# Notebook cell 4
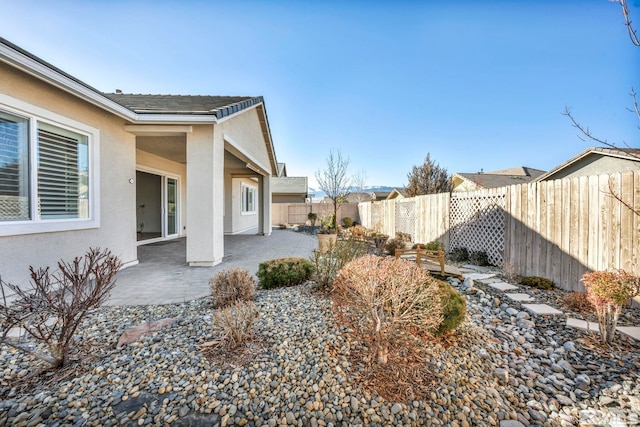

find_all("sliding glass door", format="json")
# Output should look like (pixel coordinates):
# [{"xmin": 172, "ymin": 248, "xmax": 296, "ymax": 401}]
[{"xmin": 136, "ymin": 170, "xmax": 180, "ymax": 242}]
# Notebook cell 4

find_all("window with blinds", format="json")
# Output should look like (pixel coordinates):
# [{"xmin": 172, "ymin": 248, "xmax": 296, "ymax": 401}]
[
  {"xmin": 0, "ymin": 111, "xmax": 29, "ymax": 221},
  {"xmin": 37, "ymin": 123, "xmax": 89, "ymax": 219}
]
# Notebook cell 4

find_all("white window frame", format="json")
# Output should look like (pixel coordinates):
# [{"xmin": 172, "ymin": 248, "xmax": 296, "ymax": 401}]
[
  {"xmin": 241, "ymin": 183, "xmax": 257, "ymax": 215},
  {"xmin": 0, "ymin": 93, "xmax": 100, "ymax": 236}
]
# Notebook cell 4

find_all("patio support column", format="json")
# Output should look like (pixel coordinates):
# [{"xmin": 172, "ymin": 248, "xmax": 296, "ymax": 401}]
[
  {"xmin": 186, "ymin": 125, "xmax": 224, "ymax": 266},
  {"xmin": 258, "ymin": 175, "xmax": 272, "ymax": 236}
]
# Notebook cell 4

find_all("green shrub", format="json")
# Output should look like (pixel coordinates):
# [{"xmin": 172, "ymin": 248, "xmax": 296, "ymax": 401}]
[
  {"xmin": 312, "ymin": 238, "xmax": 367, "ymax": 292},
  {"xmin": 307, "ymin": 212, "xmax": 317, "ymax": 226},
  {"xmin": 449, "ymin": 247, "xmax": 469, "ymax": 262},
  {"xmin": 469, "ymin": 250, "xmax": 490, "ymax": 266},
  {"xmin": 384, "ymin": 238, "xmax": 406, "ymax": 255},
  {"xmin": 257, "ymin": 258, "xmax": 314, "ymax": 289},
  {"xmin": 435, "ymin": 281, "xmax": 466, "ymax": 336},
  {"xmin": 341, "ymin": 217, "xmax": 353, "ymax": 228},
  {"xmin": 425, "ymin": 241, "xmax": 443, "ymax": 251},
  {"xmin": 520, "ymin": 276, "xmax": 555, "ymax": 290},
  {"xmin": 210, "ymin": 268, "xmax": 256, "ymax": 308}
]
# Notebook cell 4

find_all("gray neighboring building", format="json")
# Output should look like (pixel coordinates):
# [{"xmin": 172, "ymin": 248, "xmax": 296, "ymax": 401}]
[{"xmin": 534, "ymin": 147, "xmax": 640, "ymax": 182}]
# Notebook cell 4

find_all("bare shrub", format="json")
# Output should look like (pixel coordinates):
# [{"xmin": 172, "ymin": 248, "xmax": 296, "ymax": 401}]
[
  {"xmin": 563, "ymin": 291, "xmax": 594, "ymax": 314},
  {"xmin": 210, "ymin": 268, "xmax": 256, "ymax": 308},
  {"xmin": 213, "ymin": 301, "xmax": 259, "ymax": 349},
  {"xmin": 312, "ymin": 238, "xmax": 367, "ymax": 292},
  {"xmin": 384, "ymin": 238, "xmax": 406, "ymax": 255},
  {"xmin": 500, "ymin": 261, "xmax": 520, "ymax": 283},
  {"xmin": 581, "ymin": 270, "xmax": 640, "ymax": 343},
  {"xmin": 333, "ymin": 255, "xmax": 443, "ymax": 364},
  {"xmin": 0, "ymin": 248, "xmax": 122, "ymax": 367}
]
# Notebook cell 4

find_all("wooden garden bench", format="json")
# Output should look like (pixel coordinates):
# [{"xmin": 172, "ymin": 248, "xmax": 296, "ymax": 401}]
[{"xmin": 395, "ymin": 247, "xmax": 445, "ymax": 275}]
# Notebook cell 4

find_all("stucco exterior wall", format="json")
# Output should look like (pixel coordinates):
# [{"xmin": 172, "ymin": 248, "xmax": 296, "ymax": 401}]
[
  {"xmin": 545, "ymin": 155, "xmax": 640, "ymax": 181},
  {"xmin": 221, "ymin": 107, "xmax": 273, "ymax": 175},
  {"xmin": 136, "ymin": 149, "xmax": 187, "ymax": 236},
  {"xmin": 0, "ymin": 61, "xmax": 137, "ymax": 286},
  {"xmin": 228, "ymin": 177, "xmax": 259, "ymax": 234}
]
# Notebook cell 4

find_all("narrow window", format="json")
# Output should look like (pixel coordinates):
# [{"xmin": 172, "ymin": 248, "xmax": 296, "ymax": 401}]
[{"xmin": 0, "ymin": 111, "xmax": 29, "ymax": 220}]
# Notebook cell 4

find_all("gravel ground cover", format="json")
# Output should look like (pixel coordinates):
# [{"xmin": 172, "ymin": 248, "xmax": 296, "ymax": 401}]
[{"xmin": 1, "ymin": 277, "xmax": 639, "ymax": 426}]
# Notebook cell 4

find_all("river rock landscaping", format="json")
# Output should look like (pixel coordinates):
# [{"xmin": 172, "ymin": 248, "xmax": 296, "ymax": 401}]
[{"xmin": 1, "ymin": 273, "xmax": 639, "ymax": 426}]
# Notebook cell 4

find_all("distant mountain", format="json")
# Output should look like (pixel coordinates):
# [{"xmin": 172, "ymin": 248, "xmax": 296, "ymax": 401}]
[{"xmin": 308, "ymin": 185, "xmax": 400, "ymax": 201}]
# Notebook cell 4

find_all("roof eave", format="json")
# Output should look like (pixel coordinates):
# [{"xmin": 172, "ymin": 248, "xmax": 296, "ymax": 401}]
[{"xmin": 0, "ymin": 40, "xmax": 229, "ymax": 125}]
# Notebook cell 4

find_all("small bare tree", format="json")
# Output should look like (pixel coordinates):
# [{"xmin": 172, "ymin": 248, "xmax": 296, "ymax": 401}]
[
  {"xmin": 564, "ymin": 0, "xmax": 639, "ymax": 216},
  {"xmin": 0, "ymin": 248, "xmax": 122, "ymax": 367},
  {"xmin": 315, "ymin": 149, "xmax": 351, "ymax": 230},
  {"xmin": 351, "ymin": 169, "xmax": 370, "ymax": 203},
  {"xmin": 405, "ymin": 153, "xmax": 452, "ymax": 197}
]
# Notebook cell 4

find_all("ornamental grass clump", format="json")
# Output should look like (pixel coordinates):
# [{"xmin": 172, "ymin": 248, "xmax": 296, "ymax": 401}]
[
  {"xmin": 210, "ymin": 268, "xmax": 256, "ymax": 309},
  {"xmin": 333, "ymin": 255, "xmax": 443, "ymax": 364},
  {"xmin": 213, "ymin": 301, "xmax": 259, "ymax": 349},
  {"xmin": 581, "ymin": 270, "xmax": 640, "ymax": 344}
]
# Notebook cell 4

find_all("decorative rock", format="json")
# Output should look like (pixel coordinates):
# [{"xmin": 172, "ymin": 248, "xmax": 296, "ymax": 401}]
[
  {"xmin": 390, "ymin": 403, "xmax": 402, "ymax": 415},
  {"xmin": 494, "ymin": 368, "xmax": 509, "ymax": 383}
]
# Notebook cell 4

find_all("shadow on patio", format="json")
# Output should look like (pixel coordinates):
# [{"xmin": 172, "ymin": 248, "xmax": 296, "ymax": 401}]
[{"xmin": 107, "ymin": 229, "xmax": 317, "ymax": 306}]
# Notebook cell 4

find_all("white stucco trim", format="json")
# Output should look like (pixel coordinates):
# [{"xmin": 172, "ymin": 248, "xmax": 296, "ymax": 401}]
[
  {"xmin": 124, "ymin": 125, "xmax": 193, "ymax": 135},
  {"xmin": 224, "ymin": 134, "xmax": 271, "ymax": 176},
  {"xmin": 0, "ymin": 94, "xmax": 101, "ymax": 237}
]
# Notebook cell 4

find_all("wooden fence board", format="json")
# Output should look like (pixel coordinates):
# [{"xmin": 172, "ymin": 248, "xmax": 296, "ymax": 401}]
[{"xmin": 364, "ymin": 170, "xmax": 639, "ymax": 292}]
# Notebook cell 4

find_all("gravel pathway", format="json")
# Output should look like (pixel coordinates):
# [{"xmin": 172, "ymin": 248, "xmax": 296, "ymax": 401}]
[{"xmin": 1, "ymin": 278, "xmax": 639, "ymax": 426}]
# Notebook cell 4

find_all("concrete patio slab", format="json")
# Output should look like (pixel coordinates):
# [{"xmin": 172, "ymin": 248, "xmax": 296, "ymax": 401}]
[
  {"xmin": 566, "ymin": 317, "xmax": 600, "ymax": 333},
  {"xmin": 107, "ymin": 230, "xmax": 318, "ymax": 306},
  {"xmin": 463, "ymin": 273, "xmax": 497, "ymax": 281},
  {"xmin": 617, "ymin": 326, "xmax": 640, "ymax": 341},
  {"xmin": 522, "ymin": 304, "xmax": 563, "ymax": 316},
  {"xmin": 488, "ymin": 282, "xmax": 519, "ymax": 291},
  {"xmin": 505, "ymin": 293, "xmax": 534, "ymax": 302}
]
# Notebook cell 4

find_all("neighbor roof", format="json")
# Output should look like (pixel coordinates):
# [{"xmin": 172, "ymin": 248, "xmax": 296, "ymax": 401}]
[
  {"xmin": 534, "ymin": 147, "xmax": 640, "ymax": 182},
  {"xmin": 454, "ymin": 166, "xmax": 545, "ymax": 189}
]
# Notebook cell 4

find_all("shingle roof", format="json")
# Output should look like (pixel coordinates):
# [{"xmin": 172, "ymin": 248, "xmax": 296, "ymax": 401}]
[
  {"xmin": 534, "ymin": 147, "xmax": 640, "ymax": 182},
  {"xmin": 102, "ymin": 93, "xmax": 264, "ymax": 119},
  {"xmin": 455, "ymin": 166, "xmax": 545, "ymax": 189}
]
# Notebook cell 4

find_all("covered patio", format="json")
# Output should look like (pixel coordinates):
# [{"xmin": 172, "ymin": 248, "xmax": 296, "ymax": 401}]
[{"xmin": 107, "ymin": 230, "xmax": 317, "ymax": 306}]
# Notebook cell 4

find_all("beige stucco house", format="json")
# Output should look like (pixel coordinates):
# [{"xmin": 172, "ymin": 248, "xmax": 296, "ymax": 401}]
[
  {"xmin": 534, "ymin": 147, "xmax": 640, "ymax": 182},
  {"xmin": 0, "ymin": 38, "xmax": 278, "ymax": 286}
]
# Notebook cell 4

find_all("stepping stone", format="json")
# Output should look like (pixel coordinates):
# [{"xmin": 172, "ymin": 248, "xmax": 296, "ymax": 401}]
[
  {"xmin": 617, "ymin": 326, "xmax": 640, "ymax": 341},
  {"xmin": 522, "ymin": 304, "xmax": 563, "ymax": 316},
  {"xmin": 481, "ymin": 277, "xmax": 503, "ymax": 284},
  {"xmin": 463, "ymin": 273, "xmax": 496, "ymax": 281},
  {"xmin": 488, "ymin": 282, "xmax": 519, "ymax": 291},
  {"xmin": 505, "ymin": 293, "xmax": 534, "ymax": 302},
  {"xmin": 566, "ymin": 317, "xmax": 600, "ymax": 333}
]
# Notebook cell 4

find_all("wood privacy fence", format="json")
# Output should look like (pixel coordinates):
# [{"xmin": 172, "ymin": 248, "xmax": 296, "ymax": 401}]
[
  {"xmin": 272, "ymin": 202, "xmax": 361, "ymax": 226},
  {"xmin": 359, "ymin": 170, "xmax": 640, "ymax": 292}
]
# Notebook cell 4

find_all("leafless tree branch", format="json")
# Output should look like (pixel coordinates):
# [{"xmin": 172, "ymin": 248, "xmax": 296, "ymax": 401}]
[{"xmin": 614, "ymin": 0, "xmax": 640, "ymax": 46}]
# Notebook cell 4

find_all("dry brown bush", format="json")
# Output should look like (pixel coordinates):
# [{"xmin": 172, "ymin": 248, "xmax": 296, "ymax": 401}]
[
  {"xmin": 213, "ymin": 301, "xmax": 259, "ymax": 349},
  {"xmin": 384, "ymin": 238, "xmax": 406, "ymax": 255},
  {"xmin": 210, "ymin": 268, "xmax": 256, "ymax": 308},
  {"xmin": 563, "ymin": 291, "xmax": 594, "ymax": 314},
  {"xmin": 333, "ymin": 255, "xmax": 443, "ymax": 364},
  {"xmin": 0, "ymin": 248, "xmax": 122, "ymax": 367}
]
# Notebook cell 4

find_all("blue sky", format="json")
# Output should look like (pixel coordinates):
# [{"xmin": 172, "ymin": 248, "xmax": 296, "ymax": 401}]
[{"xmin": 2, "ymin": 0, "xmax": 638, "ymax": 188}]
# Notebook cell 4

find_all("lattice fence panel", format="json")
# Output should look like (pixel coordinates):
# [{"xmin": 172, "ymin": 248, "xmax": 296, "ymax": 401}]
[
  {"xmin": 0, "ymin": 195, "xmax": 29, "ymax": 220},
  {"xmin": 450, "ymin": 189, "xmax": 505, "ymax": 265},
  {"xmin": 395, "ymin": 199, "xmax": 416, "ymax": 241}
]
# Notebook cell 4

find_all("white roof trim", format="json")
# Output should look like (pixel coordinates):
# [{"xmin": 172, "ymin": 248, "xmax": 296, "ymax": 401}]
[{"xmin": 0, "ymin": 42, "xmax": 223, "ymax": 125}]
